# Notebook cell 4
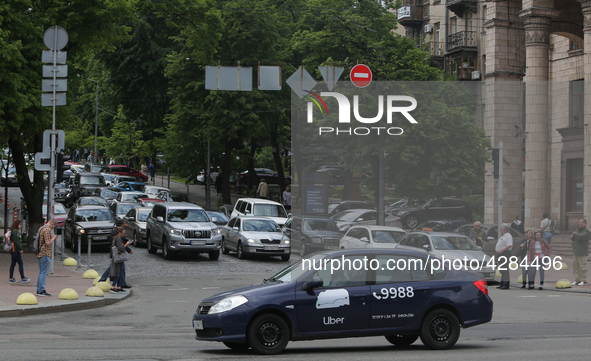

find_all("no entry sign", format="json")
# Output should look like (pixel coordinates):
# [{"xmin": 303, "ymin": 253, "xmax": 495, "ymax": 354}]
[{"xmin": 350, "ymin": 64, "xmax": 372, "ymax": 88}]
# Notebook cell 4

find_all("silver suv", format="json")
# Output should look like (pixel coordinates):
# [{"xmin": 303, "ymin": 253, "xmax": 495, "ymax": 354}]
[{"xmin": 146, "ymin": 203, "xmax": 222, "ymax": 260}]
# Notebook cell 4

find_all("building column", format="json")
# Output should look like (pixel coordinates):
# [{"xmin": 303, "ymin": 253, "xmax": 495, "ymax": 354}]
[
  {"xmin": 519, "ymin": 7, "xmax": 559, "ymax": 229},
  {"xmin": 581, "ymin": 0, "xmax": 591, "ymax": 223}
]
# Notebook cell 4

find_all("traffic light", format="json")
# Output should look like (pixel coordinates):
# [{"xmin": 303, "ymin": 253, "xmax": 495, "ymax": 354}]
[
  {"xmin": 57, "ymin": 152, "xmax": 71, "ymax": 183},
  {"xmin": 491, "ymin": 148, "xmax": 499, "ymax": 179}
]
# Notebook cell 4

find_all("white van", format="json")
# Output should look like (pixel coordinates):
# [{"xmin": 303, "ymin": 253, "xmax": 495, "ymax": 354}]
[{"xmin": 230, "ymin": 198, "xmax": 289, "ymax": 226}]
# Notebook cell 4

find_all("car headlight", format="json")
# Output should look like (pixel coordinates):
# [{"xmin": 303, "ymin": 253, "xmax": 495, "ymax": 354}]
[
  {"xmin": 170, "ymin": 229, "xmax": 183, "ymax": 236},
  {"xmin": 247, "ymin": 238, "xmax": 259, "ymax": 244},
  {"xmin": 78, "ymin": 229, "xmax": 85, "ymax": 234},
  {"xmin": 208, "ymin": 295, "xmax": 248, "ymax": 315},
  {"xmin": 282, "ymin": 238, "xmax": 290, "ymax": 245},
  {"xmin": 212, "ymin": 228, "xmax": 221, "ymax": 235},
  {"xmin": 311, "ymin": 237, "xmax": 322, "ymax": 244}
]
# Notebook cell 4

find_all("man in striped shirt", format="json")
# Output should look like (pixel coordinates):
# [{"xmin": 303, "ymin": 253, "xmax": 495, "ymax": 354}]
[{"xmin": 36, "ymin": 219, "xmax": 57, "ymax": 297}]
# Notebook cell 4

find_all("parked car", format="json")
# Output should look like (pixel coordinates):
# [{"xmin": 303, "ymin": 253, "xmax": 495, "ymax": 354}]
[
  {"xmin": 113, "ymin": 174, "xmax": 136, "ymax": 184},
  {"xmin": 339, "ymin": 225, "xmax": 406, "ymax": 250},
  {"xmin": 221, "ymin": 216, "xmax": 290, "ymax": 261},
  {"xmin": 42, "ymin": 203, "xmax": 68, "ymax": 230},
  {"xmin": 139, "ymin": 198, "xmax": 165, "ymax": 207},
  {"xmin": 144, "ymin": 185, "xmax": 170, "ymax": 197},
  {"xmin": 64, "ymin": 205, "xmax": 115, "ymax": 252},
  {"xmin": 411, "ymin": 220, "xmax": 472, "ymax": 233},
  {"xmin": 205, "ymin": 210, "xmax": 229, "ymax": 230},
  {"xmin": 396, "ymin": 231, "xmax": 496, "ymax": 282},
  {"xmin": 54, "ymin": 183, "xmax": 76, "ymax": 208},
  {"xmin": 71, "ymin": 172, "xmax": 107, "ymax": 200},
  {"xmin": 239, "ymin": 168, "xmax": 291, "ymax": 185},
  {"xmin": 112, "ymin": 181, "xmax": 145, "ymax": 192},
  {"xmin": 192, "ymin": 249, "xmax": 493, "ymax": 354},
  {"xmin": 330, "ymin": 209, "xmax": 403, "ymax": 233},
  {"xmin": 453, "ymin": 223, "xmax": 526, "ymax": 257},
  {"xmin": 231, "ymin": 198, "xmax": 289, "ymax": 226},
  {"xmin": 101, "ymin": 172, "xmax": 118, "ymax": 186},
  {"xmin": 114, "ymin": 191, "xmax": 148, "ymax": 204},
  {"xmin": 327, "ymin": 200, "xmax": 375, "ymax": 217},
  {"xmin": 389, "ymin": 198, "xmax": 473, "ymax": 229},
  {"xmin": 122, "ymin": 206, "xmax": 152, "ymax": 246},
  {"xmin": 83, "ymin": 163, "xmax": 110, "ymax": 173},
  {"xmin": 146, "ymin": 203, "xmax": 222, "ymax": 260},
  {"xmin": 218, "ymin": 205, "xmax": 234, "ymax": 219},
  {"xmin": 108, "ymin": 165, "xmax": 148, "ymax": 182},
  {"xmin": 76, "ymin": 196, "xmax": 109, "ymax": 208},
  {"xmin": 197, "ymin": 169, "xmax": 219, "ymax": 184},
  {"xmin": 93, "ymin": 187, "xmax": 120, "ymax": 206},
  {"xmin": 282, "ymin": 215, "xmax": 342, "ymax": 256},
  {"xmin": 110, "ymin": 201, "xmax": 140, "ymax": 221},
  {"xmin": 170, "ymin": 192, "xmax": 190, "ymax": 203}
]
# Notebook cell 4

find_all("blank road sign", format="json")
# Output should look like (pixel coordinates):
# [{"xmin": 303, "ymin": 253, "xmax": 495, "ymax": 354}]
[
  {"xmin": 42, "ymin": 50, "xmax": 67, "ymax": 64},
  {"xmin": 43, "ymin": 65, "xmax": 68, "ymax": 78},
  {"xmin": 258, "ymin": 66, "xmax": 282, "ymax": 90},
  {"xmin": 41, "ymin": 92, "xmax": 66, "ymax": 106},
  {"xmin": 205, "ymin": 66, "xmax": 253, "ymax": 91},
  {"xmin": 42, "ymin": 79, "xmax": 68, "ymax": 92}
]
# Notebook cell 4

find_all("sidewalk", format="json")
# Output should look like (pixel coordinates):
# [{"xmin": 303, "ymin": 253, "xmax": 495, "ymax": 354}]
[{"xmin": 0, "ymin": 252, "xmax": 128, "ymax": 317}]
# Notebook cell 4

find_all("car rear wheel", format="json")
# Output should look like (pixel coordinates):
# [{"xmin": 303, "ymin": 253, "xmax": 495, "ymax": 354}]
[
  {"xmin": 133, "ymin": 231, "xmax": 141, "ymax": 247},
  {"xmin": 246, "ymin": 313, "xmax": 290, "ymax": 355},
  {"xmin": 147, "ymin": 232, "xmax": 157, "ymax": 254},
  {"xmin": 209, "ymin": 250, "xmax": 220, "ymax": 260},
  {"xmin": 162, "ymin": 238, "xmax": 173, "ymax": 260},
  {"xmin": 71, "ymin": 235, "xmax": 78, "ymax": 253},
  {"xmin": 385, "ymin": 334, "xmax": 419, "ymax": 346},
  {"xmin": 223, "ymin": 342, "xmax": 249, "ymax": 351},
  {"xmin": 405, "ymin": 215, "xmax": 419, "ymax": 229},
  {"xmin": 299, "ymin": 243, "xmax": 307, "ymax": 257},
  {"xmin": 221, "ymin": 238, "xmax": 229, "ymax": 254},
  {"xmin": 419, "ymin": 309, "xmax": 460, "ymax": 350},
  {"xmin": 237, "ymin": 242, "xmax": 245, "ymax": 259},
  {"xmin": 281, "ymin": 254, "xmax": 290, "ymax": 261}
]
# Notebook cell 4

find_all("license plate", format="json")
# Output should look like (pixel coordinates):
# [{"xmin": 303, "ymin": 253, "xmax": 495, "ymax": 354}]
[
  {"xmin": 264, "ymin": 246, "xmax": 279, "ymax": 251},
  {"xmin": 191, "ymin": 241, "xmax": 206, "ymax": 246},
  {"xmin": 93, "ymin": 235, "xmax": 108, "ymax": 240},
  {"xmin": 193, "ymin": 320, "xmax": 203, "ymax": 330},
  {"xmin": 324, "ymin": 245, "xmax": 338, "ymax": 249}
]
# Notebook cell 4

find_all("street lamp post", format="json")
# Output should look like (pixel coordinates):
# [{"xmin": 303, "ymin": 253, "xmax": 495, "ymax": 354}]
[{"xmin": 79, "ymin": 75, "xmax": 99, "ymax": 163}]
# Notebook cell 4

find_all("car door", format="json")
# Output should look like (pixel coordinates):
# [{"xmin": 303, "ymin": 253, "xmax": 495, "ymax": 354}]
[
  {"xmin": 290, "ymin": 218, "xmax": 303, "ymax": 249},
  {"xmin": 65, "ymin": 208, "xmax": 76, "ymax": 243},
  {"xmin": 295, "ymin": 254, "xmax": 371, "ymax": 333},
  {"xmin": 370, "ymin": 254, "xmax": 436, "ymax": 328},
  {"xmin": 227, "ymin": 218, "xmax": 241, "ymax": 250},
  {"xmin": 123, "ymin": 208, "xmax": 135, "ymax": 240}
]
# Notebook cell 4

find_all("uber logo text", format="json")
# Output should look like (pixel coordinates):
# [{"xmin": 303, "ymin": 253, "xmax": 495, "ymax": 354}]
[
  {"xmin": 323, "ymin": 316, "xmax": 345, "ymax": 325},
  {"xmin": 307, "ymin": 92, "xmax": 418, "ymax": 136}
]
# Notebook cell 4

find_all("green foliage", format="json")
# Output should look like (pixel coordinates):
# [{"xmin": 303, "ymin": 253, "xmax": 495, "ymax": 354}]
[{"xmin": 462, "ymin": 195, "xmax": 484, "ymax": 222}]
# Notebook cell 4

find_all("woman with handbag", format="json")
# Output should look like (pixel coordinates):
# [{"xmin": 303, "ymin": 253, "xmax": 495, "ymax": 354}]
[
  {"xmin": 110, "ymin": 228, "xmax": 131, "ymax": 293},
  {"xmin": 8, "ymin": 220, "xmax": 30, "ymax": 284},
  {"xmin": 527, "ymin": 231, "xmax": 551, "ymax": 290},
  {"xmin": 517, "ymin": 230, "xmax": 534, "ymax": 288}
]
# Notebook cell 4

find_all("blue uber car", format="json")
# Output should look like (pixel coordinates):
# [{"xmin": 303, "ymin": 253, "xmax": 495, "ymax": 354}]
[{"xmin": 192, "ymin": 249, "xmax": 493, "ymax": 354}]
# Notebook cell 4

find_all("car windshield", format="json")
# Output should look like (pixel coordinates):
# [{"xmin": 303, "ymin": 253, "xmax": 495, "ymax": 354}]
[
  {"xmin": 303, "ymin": 219, "xmax": 339, "ymax": 232},
  {"xmin": 270, "ymin": 254, "xmax": 325, "ymax": 283},
  {"xmin": 253, "ymin": 204, "xmax": 287, "ymax": 218},
  {"xmin": 171, "ymin": 193, "xmax": 188, "ymax": 202},
  {"xmin": 327, "ymin": 204, "xmax": 338, "ymax": 214},
  {"xmin": 80, "ymin": 198, "xmax": 105, "ymax": 206},
  {"xmin": 122, "ymin": 193, "xmax": 147, "ymax": 201},
  {"xmin": 242, "ymin": 219, "xmax": 281, "ymax": 232},
  {"xmin": 80, "ymin": 176, "xmax": 105, "ymax": 186},
  {"xmin": 117, "ymin": 203, "xmax": 136, "ymax": 215},
  {"xmin": 167, "ymin": 209, "xmax": 209, "ymax": 222},
  {"xmin": 331, "ymin": 211, "xmax": 359, "ymax": 222},
  {"xmin": 101, "ymin": 189, "xmax": 118, "ymax": 198},
  {"xmin": 137, "ymin": 210, "xmax": 151, "ymax": 222},
  {"xmin": 102, "ymin": 174, "xmax": 116, "ymax": 182},
  {"xmin": 432, "ymin": 236, "xmax": 480, "ymax": 251},
  {"xmin": 130, "ymin": 183, "xmax": 145, "ymax": 192},
  {"xmin": 371, "ymin": 230, "xmax": 406, "ymax": 243},
  {"xmin": 207, "ymin": 212, "xmax": 229, "ymax": 223},
  {"xmin": 42, "ymin": 204, "xmax": 67, "ymax": 215},
  {"xmin": 75, "ymin": 209, "xmax": 113, "ymax": 222}
]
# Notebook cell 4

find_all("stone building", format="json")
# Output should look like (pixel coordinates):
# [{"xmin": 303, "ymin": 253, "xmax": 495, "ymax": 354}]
[{"xmin": 395, "ymin": 0, "xmax": 590, "ymax": 231}]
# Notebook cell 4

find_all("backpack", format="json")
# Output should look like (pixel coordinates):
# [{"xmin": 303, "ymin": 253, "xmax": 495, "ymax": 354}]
[
  {"xmin": 2, "ymin": 231, "xmax": 12, "ymax": 252},
  {"xmin": 549, "ymin": 219, "xmax": 556, "ymax": 234},
  {"xmin": 30, "ymin": 226, "xmax": 49, "ymax": 255}
]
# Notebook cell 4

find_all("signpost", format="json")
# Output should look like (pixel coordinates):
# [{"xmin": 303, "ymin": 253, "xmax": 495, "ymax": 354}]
[{"xmin": 350, "ymin": 64, "xmax": 372, "ymax": 88}]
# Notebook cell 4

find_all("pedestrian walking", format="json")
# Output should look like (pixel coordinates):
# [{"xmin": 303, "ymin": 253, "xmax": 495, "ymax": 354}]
[
  {"xmin": 540, "ymin": 213, "xmax": 556, "ymax": 243},
  {"xmin": 517, "ymin": 229, "xmax": 534, "ymax": 288},
  {"xmin": 149, "ymin": 162, "xmax": 155, "ymax": 183},
  {"xmin": 8, "ymin": 220, "xmax": 30, "ymax": 284},
  {"xmin": 110, "ymin": 228, "xmax": 132, "ymax": 293},
  {"xmin": 496, "ymin": 223, "xmax": 513, "ymax": 290},
  {"xmin": 215, "ymin": 172, "xmax": 223, "ymax": 196},
  {"xmin": 527, "ymin": 231, "xmax": 551, "ymax": 290},
  {"xmin": 571, "ymin": 218, "xmax": 590, "ymax": 286},
  {"xmin": 257, "ymin": 178, "xmax": 269, "ymax": 199},
  {"xmin": 36, "ymin": 219, "xmax": 57, "ymax": 297},
  {"xmin": 282, "ymin": 186, "xmax": 292, "ymax": 212}
]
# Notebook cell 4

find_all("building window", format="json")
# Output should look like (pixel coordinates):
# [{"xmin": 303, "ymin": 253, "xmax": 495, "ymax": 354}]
[
  {"xmin": 567, "ymin": 158, "xmax": 584, "ymax": 211},
  {"xmin": 482, "ymin": 54, "xmax": 486, "ymax": 74},
  {"xmin": 570, "ymin": 79, "xmax": 584, "ymax": 127},
  {"xmin": 450, "ymin": 16, "xmax": 457, "ymax": 34},
  {"xmin": 570, "ymin": 40, "xmax": 581, "ymax": 51},
  {"xmin": 483, "ymin": 5, "xmax": 487, "ymax": 21}
]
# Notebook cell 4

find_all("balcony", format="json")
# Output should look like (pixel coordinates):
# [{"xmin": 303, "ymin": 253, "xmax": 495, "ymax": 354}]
[
  {"xmin": 397, "ymin": 5, "xmax": 426, "ymax": 28},
  {"xmin": 426, "ymin": 41, "xmax": 444, "ymax": 57},
  {"xmin": 446, "ymin": 0, "xmax": 477, "ymax": 18},
  {"xmin": 446, "ymin": 31, "xmax": 477, "ymax": 53}
]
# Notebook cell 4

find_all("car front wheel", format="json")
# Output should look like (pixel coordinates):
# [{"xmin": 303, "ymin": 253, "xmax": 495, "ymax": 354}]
[
  {"xmin": 419, "ymin": 309, "xmax": 460, "ymax": 350},
  {"xmin": 147, "ymin": 232, "xmax": 157, "ymax": 254},
  {"xmin": 162, "ymin": 238, "xmax": 173, "ymax": 260},
  {"xmin": 209, "ymin": 250, "xmax": 220, "ymax": 260},
  {"xmin": 237, "ymin": 242, "xmax": 245, "ymax": 259},
  {"xmin": 281, "ymin": 254, "xmax": 290, "ymax": 261},
  {"xmin": 405, "ymin": 215, "xmax": 419, "ymax": 229},
  {"xmin": 299, "ymin": 243, "xmax": 307, "ymax": 257},
  {"xmin": 246, "ymin": 313, "xmax": 290, "ymax": 355},
  {"xmin": 221, "ymin": 238, "xmax": 229, "ymax": 254}
]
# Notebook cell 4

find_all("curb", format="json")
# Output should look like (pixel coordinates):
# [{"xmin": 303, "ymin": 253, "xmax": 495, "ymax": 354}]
[
  {"xmin": 0, "ymin": 290, "xmax": 131, "ymax": 318},
  {"xmin": 509, "ymin": 283, "xmax": 591, "ymax": 294}
]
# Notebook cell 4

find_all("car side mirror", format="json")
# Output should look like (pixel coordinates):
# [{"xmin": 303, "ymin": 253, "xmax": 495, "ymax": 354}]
[
  {"xmin": 302, "ymin": 276, "xmax": 324, "ymax": 291},
  {"xmin": 156, "ymin": 216, "xmax": 164, "ymax": 223},
  {"xmin": 288, "ymin": 213, "xmax": 292, "ymax": 218},
  {"xmin": 211, "ymin": 216, "xmax": 218, "ymax": 223},
  {"xmin": 357, "ymin": 218, "xmax": 364, "ymax": 222},
  {"xmin": 233, "ymin": 227, "xmax": 239, "ymax": 231},
  {"xmin": 422, "ymin": 244, "xmax": 431, "ymax": 251},
  {"xmin": 360, "ymin": 237, "xmax": 369, "ymax": 243},
  {"xmin": 487, "ymin": 236, "xmax": 495, "ymax": 241}
]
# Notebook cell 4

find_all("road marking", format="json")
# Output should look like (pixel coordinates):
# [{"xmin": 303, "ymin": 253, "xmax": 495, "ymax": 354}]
[
  {"xmin": 517, "ymin": 295, "xmax": 537, "ymax": 298},
  {"xmin": 203, "ymin": 287, "xmax": 221, "ymax": 289},
  {"xmin": 164, "ymin": 301, "xmax": 187, "ymax": 303},
  {"xmin": 167, "ymin": 288, "xmax": 188, "ymax": 291},
  {"xmin": 547, "ymin": 295, "xmax": 561, "ymax": 297}
]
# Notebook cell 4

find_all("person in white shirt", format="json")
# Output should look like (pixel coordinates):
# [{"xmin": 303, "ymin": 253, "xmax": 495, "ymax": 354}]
[{"xmin": 496, "ymin": 223, "xmax": 513, "ymax": 290}]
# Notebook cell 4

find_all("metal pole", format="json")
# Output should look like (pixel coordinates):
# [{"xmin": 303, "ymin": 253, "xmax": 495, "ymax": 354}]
[
  {"xmin": 87, "ymin": 237, "xmax": 91, "ymax": 270},
  {"xmin": 498, "ymin": 141, "xmax": 503, "ymax": 225},
  {"xmin": 94, "ymin": 81, "xmax": 98, "ymax": 164},
  {"xmin": 76, "ymin": 234, "xmax": 81, "ymax": 269},
  {"xmin": 60, "ymin": 226, "xmax": 65, "ymax": 261},
  {"xmin": 206, "ymin": 141, "xmax": 211, "ymax": 209},
  {"xmin": 48, "ymin": 27, "xmax": 58, "ymax": 274},
  {"xmin": 167, "ymin": 167, "xmax": 170, "ymax": 190},
  {"xmin": 377, "ymin": 151, "xmax": 385, "ymax": 226}
]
